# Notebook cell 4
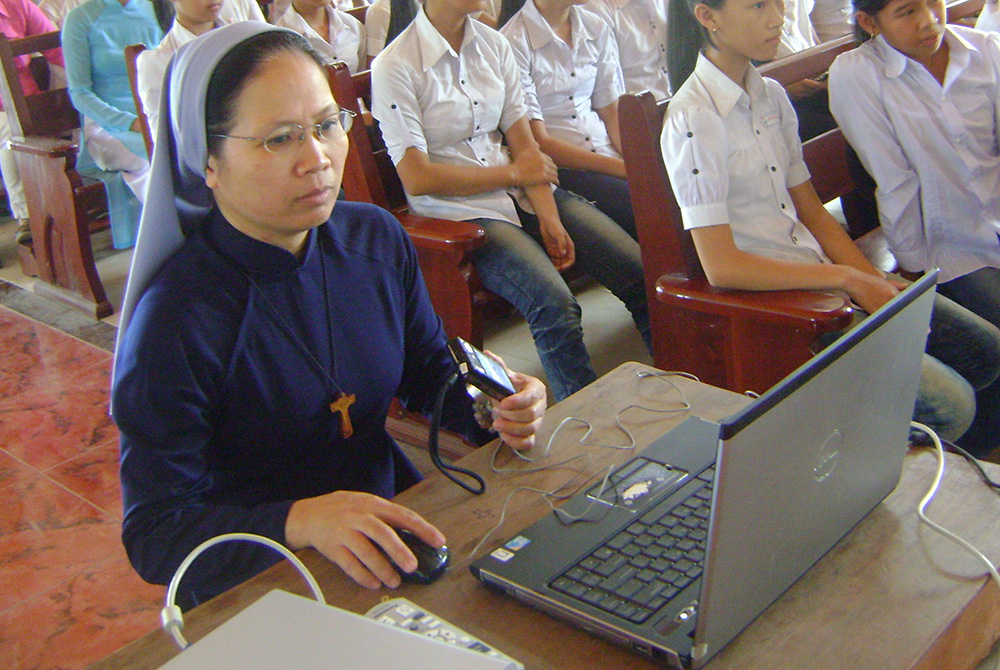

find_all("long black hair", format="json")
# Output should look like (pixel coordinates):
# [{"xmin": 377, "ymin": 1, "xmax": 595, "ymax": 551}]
[
  {"xmin": 386, "ymin": 0, "xmax": 419, "ymax": 47},
  {"xmin": 497, "ymin": 0, "xmax": 527, "ymax": 29},
  {"xmin": 666, "ymin": 0, "xmax": 727, "ymax": 93},
  {"xmin": 152, "ymin": 0, "xmax": 176, "ymax": 33},
  {"xmin": 205, "ymin": 31, "xmax": 326, "ymax": 158},
  {"xmin": 850, "ymin": 0, "xmax": 890, "ymax": 42}
]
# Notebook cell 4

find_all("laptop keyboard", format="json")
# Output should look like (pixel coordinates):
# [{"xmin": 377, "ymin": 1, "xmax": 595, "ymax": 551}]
[{"xmin": 549, "ymin": 466, "xmax": 714, "ymax": 625}]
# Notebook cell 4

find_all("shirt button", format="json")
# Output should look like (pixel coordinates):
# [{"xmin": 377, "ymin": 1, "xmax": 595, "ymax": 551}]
[
  {"xmin": 480, "ymin": 157, "xmax": 486, "ymax": 163},
  {"xmin": 780, "ymin": 203, "xmax": 786, "ymax": 209},
  {"xmin": 461, "ymin": 79, "xmax": 465, "ymax": 84},
  {"xmin": 391, "ymin": 104, "xmax": 397, "ymax": 109},
  {"xmin": 476, "ymin": 124, "xmax": 480, "ymax": 130},
  {"xmin": 569, "ymin": 95, "xmax": 573, "ymax": 99},
  {"xmin": 585, "ymin": 136, "xmax": 590, "ymax": 141},
  {"xmin": 755, "ymin": 129, "xmax": 760, "ymax": 135},
  {"xmin": 474, "ymin": 100, "xmax": 479, "ymax": 105},
  {"xmin": 692, "ymin": 168, "xmax": 699, "ymax": 175},
  {"xmin": 770, "ymin": 166, "xmax": 776, "ymax": 172},
  {"xmin": 572, "ymin": 114, "xmax": 577, "ymax": 119},
  {"xmin": 792, "ymin": 235, "xmax": 798, "ymax": 243},
  {"xmin": 570, "ymin": 71, "xmax": 576, "ymax": 77},
  {"xmin": 686, "ymin": 131, "xmax": 693, "ymax": 138}
]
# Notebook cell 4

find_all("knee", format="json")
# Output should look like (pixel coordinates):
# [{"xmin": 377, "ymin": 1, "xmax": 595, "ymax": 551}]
[{"xmin": 913, "ymin": 356, "xmax": 976, "ymax": 442}]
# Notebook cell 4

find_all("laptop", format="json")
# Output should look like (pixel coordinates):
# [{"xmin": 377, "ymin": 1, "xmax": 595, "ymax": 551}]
[
  {"xmin": 470, "ymin": 272, "xmax": 938, "ymax": 668},
  {"xmin": 158, "ymin": 589, "xmax": 519, "ymax": 669}
]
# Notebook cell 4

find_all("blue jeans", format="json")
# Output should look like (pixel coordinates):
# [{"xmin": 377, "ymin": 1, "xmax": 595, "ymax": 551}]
[
  {"xmin": 935, "ymin": 267, "xmax": 1000, "ymax": 455},
  {"xmin": 915, "ymin": 294, "xmax": 1000, "ymax": 445},
  {"xmin": 557, "ymin": 168, "xmax": 637, "ymax": 241},
  {"xmin": 470, "ymin": 189, "xmax": 650, "ymax": 401}
]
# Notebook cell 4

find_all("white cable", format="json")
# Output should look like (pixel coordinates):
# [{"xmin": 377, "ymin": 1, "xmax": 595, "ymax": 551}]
[
  {"xmin": 911, "ymin": 421, "xmax": 1000, "ymax": 670},
  {"xmin": 162, "ymin": 532, "xmax": 325, "ymax": 650}
]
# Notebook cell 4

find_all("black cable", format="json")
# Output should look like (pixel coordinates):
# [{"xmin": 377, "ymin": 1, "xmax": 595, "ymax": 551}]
[
  {"xmin": 940, "ymin": 438, "xmax": 1000, "ymax": 492},
  {"xmin": 429, "ymin": 372, "xmax": 486, "ymax": 495}
]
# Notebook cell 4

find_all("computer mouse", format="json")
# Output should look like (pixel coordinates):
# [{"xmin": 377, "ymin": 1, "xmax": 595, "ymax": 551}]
[{"xmin": 385, "ymin": 529, "xmax": 449, "ymax": 584}]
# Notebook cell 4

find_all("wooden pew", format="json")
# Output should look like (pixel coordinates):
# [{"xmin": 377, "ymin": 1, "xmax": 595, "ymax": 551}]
[
  {"xmin": 328, "ymin": 62, "xmax": 511, "ymax": 350},
  {"xmin": 620, "ymin": 90, "xmax": 854, "ymax": 395},
  {"xmin": 124, "ymin": 44, "xmax": 153, "ymax": 159},
  {"xmin": 0, "ymin": 32, "xmax": 113, "ymax": 319}
]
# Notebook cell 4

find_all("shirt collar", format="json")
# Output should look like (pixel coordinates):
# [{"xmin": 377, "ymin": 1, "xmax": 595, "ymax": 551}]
[
  {"xmin": 414, "ymin": 6, "xmax": 478, "ymax": 72},
  {"xmin": 208, "ymin": 207, "xmax": 317, "ymax": 277},
  {"xmin": 873, "ymin": 26, "xmax": 973, "ymax": 79},
  {"xmin": 521, "ymin": 0, "xmax": 556, "ymax": 51},
  {"xmin": 692, "ymin": 52, "xmax": 760, "ymax": 118}
]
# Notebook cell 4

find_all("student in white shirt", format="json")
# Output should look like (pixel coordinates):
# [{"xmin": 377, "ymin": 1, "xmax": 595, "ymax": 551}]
[
  {"xmin": 368, "ymin": 0, "xmax": 497, "ymax": 61},
  {"xmin": 586, "ymin": 0, "xmax": 670, "ymax": 99},
  {"xmin": 275, "ymin": 0, "xmax": 366, "ymax": 73},
  {"xmin": 499, "ymin": 0, "xmax": 635, "ymax": 239},
  {"xmin": 662, "ymin": 0, "xmax": 1000, "ymax": 451},
  {"xmin": 830, "ymin": 0, "xmax": 1000, "ymax": 453},
  {"xmin": 140, "ymin": 0, "xmax": 225, "ymax": 141},
  {"xmin": 371, "ymin": 0, "xmax": 650, "ymax": 401},
  {"xmin": 830, "ymin": 0, "xmax": 1000, "ymax": 329}
]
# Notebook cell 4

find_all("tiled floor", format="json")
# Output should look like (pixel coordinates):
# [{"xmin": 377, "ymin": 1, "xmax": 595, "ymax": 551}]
[
  {"xmin": 0, "ymin": 213, "xmax": 652, "ymax": 669},
  {"xmin": 0, "ymin": 303, "xmax": 163, "ymax": 670}
]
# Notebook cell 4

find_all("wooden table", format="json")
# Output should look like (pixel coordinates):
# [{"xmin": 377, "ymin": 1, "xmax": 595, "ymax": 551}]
[{"xmin": 89, "ymin": 362, "xmax": 1000, "ymax": 670}]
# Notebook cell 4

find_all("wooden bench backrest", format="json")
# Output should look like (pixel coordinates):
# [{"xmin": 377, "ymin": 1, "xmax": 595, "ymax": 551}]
[
  {"xmin": 124, "ymin": 43, "xmax": 153, "ymax": 159},
  {"xmin": 328, "ymin": 62, "xmax": 409, "ymax": 211},
  {"xmin": 346, "ymin": 5, "xmax": 367, "ymax": 23},
  {"xmin": 0, "ymin": 32, "xmax": 78, "ymax": 139}
]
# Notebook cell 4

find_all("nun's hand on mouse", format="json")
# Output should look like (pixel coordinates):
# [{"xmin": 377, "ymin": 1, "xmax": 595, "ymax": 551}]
[{"xmin": 284, "ymin": 491, "xmax": 445, "ymax": 589}]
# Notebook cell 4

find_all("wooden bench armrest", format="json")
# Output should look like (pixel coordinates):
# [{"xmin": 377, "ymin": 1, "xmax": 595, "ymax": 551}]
[
  {"xmin": 394, "ymin": 212, "xmax": 488, "ymax": 254},
  {"xmin": 656, "ymin": 274, "xmax": 854, "ymax": 332},
  {"xmin": 9, "ymin": 135, "xmax": 77, "ymax": 159}
]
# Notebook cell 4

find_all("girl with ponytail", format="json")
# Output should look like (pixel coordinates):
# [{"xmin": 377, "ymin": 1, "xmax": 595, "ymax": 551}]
[
  {"xmin": 370, "ymin": 0, "xmax": 651, "ymax": 401},
  {"xmin": 661, "ymin": 0, "xmax": 1000, "ymax": 449},
  {"xmin": 499, "ymin": 0, "xmax": 637, "ymax": 239}
]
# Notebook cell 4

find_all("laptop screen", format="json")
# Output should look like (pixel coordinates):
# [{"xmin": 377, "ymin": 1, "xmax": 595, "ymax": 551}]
[{"xmin": 691, "ymin": 272, "xmax": 938, "ymax": 667}]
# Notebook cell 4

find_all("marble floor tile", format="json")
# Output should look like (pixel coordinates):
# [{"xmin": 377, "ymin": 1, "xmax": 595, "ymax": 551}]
[
  {"xmin": 0, "ymin": 449, "xmax": 35, "ymax": 493},
  {"xmin": 0, "ymin": 363, "xmax": 118, "ymax": 471},
  {"xmin": 45, "ymin": 439, "xmax": 123, "ymax": 521},
  {"xmin": 0, "ymin": 548, "xmax": 161, "ymax": 670},
  {"xmin": 0, "ymin": 306, "xmax": 111, "ymax": 400},
  {"xmin": 0, "ymin": 474, "xmax": 121, "ymax": 608}
]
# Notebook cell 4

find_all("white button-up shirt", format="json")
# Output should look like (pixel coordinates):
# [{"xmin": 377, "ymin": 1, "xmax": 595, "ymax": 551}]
[
  {"xmin": 586, "ymin": 0, "xmax": 670, "ymax": 100},
  {"xmin": 218, "ymin": 0, "xmax": 266, "ymax": 23},
  {"xmin": 372, "ymin": 7, "xmax": 530, "ymax": 224},
  {"xmin": 810, "ymin": 0, "xmax": 851, "ymax": 43},
  {"xmin": 366, "ymin": 0, "xmax": 498, "ymax": 59},
  {"xmin": 275, "ymin": 4, "xmax": 366, "ymax": 73},
  {"xmin": 662, "ymin": 54, "xmax": 828, "ymax": 265},
  {"xmin": 829, "ymin": 27, "xmax": 1000, "ymax": 282},
  {"xmin": 776, "ymin": 0, "xmax": 819, "ymax": 58},
  {"xmin": 137, "ymin": 21, "xmax": 224, "ymax": 140},
  {"xmin": 501, "ymin": 1, "xmax": 623, "ymax": 158}
]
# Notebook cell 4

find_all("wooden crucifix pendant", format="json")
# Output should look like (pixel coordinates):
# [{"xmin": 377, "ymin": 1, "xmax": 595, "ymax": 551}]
[{"xmin": 329, "ymin": 392, "xmax": 356, "ymax": 438}]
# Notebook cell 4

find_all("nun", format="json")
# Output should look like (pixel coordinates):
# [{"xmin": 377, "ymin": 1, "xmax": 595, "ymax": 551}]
[{"xmin": 111, "ymin": 22, "xmax": 546, "ymax": 608}]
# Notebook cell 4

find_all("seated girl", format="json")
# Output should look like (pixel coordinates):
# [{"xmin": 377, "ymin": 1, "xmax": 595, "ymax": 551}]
[
  {"xmin": 63, "ymin": 0, "xmax": 163, "ymax": 246},
  {"xmin": 499, "ymin": 0, "xmax": 636, "ymax": 239},
  {"xmin": 275, "ymin": 0, "xmax": 366, "ymax": 73},
  {"xmin": 112, "ymin": 23, "xmax": 546, "ymax": 608},
  {"xmin": 661, "ymin": 0, "xmax": 1000, "ymax": 451},
  {"xmin": 371, "ymin": 0, "xmax": 651, "ymax": 402},
  {"xmin": 828, "ymin": 0, "xmax": 1000, "ymax": 453},
  {"xmin": 829, "ymin": 2, "xmax": 1000, "ymax": 335},
  {"xmin": 139, "ymin": 0, "xmax": 226, "ymax": 140}
]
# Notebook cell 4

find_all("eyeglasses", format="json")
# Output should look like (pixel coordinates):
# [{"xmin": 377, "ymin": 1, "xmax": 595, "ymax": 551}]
[{"xmin": 211, "ymin": 109, "xmax": 356, "ymax": 155}]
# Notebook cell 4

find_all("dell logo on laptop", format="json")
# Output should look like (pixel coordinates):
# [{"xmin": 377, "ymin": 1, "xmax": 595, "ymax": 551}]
[{"xmin": 813, "ymin": 430, "xmax": 843, "ymax": 482}]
